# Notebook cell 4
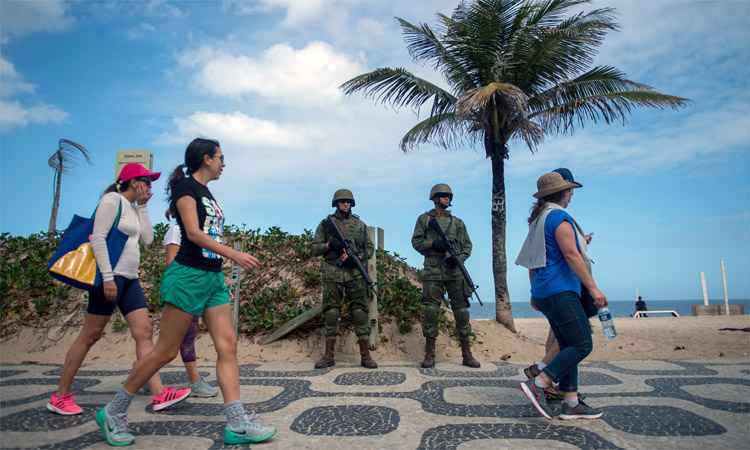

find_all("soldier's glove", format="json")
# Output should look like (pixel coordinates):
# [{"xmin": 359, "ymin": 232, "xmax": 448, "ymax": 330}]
[
  {"xmin": 445, "ymin": 255, "xmax": 459, "ymax": 268},
  {"xmin": 431, "ymin": 239, "xmax": 449, "ymax": 253},
  {"xmin": 328, "ymin": 238, "xmax": 345, "ymax": 253}
]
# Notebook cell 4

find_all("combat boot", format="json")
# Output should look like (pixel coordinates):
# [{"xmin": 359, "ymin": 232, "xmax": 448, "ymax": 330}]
[
  {"xmin": 460, "ymin": 339, "xmax": 481, "ymax": 368},
  {"xmin": 421, "ymin": 337, "xmax": 436, "ymax": 368},
  {"xmin": 358, "ymin": 339, "xmax": 378, "ymax": 369},
  {"xmin": 315, "ymin": 337, "xmax": 336, "ymax": 369}
]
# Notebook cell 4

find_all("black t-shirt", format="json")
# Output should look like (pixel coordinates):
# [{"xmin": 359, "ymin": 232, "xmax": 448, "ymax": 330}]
[{"xmin": 172, "ymin": 176, "xmax": 225, "ymax": 272}]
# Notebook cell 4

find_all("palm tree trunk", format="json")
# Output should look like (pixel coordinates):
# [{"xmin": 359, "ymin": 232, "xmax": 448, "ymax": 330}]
[
  {"xmin": 487, "ymin": 135, "xmax": 517, "ymax": 332},
  {"xmin": 490, "ymin": 149, "xmax": 517, "ymax": 332},
  {"xmin": 48, "ymin": 155, "xmax": 62, "ymax": 234}
]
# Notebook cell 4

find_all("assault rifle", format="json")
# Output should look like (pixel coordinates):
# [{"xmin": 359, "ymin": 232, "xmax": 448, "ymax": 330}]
[
  {"xmin": 427, "ymin": 217, "xmax": 483, "ymax": 306},
  {"xmin": 325, "ymin": 216, "xmax": 373, "ymax": 287}
]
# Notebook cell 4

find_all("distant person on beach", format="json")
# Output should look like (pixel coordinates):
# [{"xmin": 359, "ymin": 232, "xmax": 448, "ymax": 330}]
[
  {"xmin": 47, "ymin": 163, "xmax": 191, "ymax": 416},
  {"xmin": 311, "ymin": 189, "xmax": 378, "ymax": 369},
  {"xmin": 95, "ymin": 138, "xmax": 277, "ymax": 447},
  {"xmin": 163, "ymin": 218, "xmax": 219, "ymax": 398},
  {"xmin": 411, "ymin": 184, "xmax": 480, "ymax": 369},
  {"xmin": 634, "ymin": 295, "xmax": 648, "ymax": 317},
  {"xmin": 522, "ymin": 168, "xmax": 593, "ymax": 400},
  {"xmin": 516, "ymin": 171, "xmax": 607, "ymax": 420}
]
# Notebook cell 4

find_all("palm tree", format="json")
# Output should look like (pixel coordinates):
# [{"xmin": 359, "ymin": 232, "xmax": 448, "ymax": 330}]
[
  {"xmin": 341, "ymin": 0, "xmax": 688, "ymax": 331},
  {"xmin": 48, "ymin": 139, "xmax": 91, "ymax": 234}
]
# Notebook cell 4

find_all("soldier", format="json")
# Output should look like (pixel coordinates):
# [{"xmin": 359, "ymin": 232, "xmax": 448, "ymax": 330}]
[
  {"xmin": 311, "ymin": 189, "xmax": 377, "ymax": 369},
  {"xmin": 412, "ymin": 184, "xmax": 480, "ymax": 369}
]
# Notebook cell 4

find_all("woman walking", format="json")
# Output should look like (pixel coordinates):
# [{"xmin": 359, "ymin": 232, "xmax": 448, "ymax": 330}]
[
  {"xmin": 163, "ymin": 218, "xmax": 218, "ymax": 397},
  {"xmin": 516, "ymin": 171, "xmax": 607, "ymax": 420},
  {"xmin": 47, "ymin": 163, "xmax": 191, "ymax": 416},
  {"xmin": 95, "ymin": 138, "xmax": 277, "ymax": 447}
]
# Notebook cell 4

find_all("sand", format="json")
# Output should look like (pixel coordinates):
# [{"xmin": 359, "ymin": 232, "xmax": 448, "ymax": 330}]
[{"xmin": 2, "ymin": 315, "xmax": 748, "ymax": 366}]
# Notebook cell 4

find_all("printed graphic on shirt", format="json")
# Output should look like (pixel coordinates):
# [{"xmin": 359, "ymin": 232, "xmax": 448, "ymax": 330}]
[{"xmin": 201, "ymin": 196, "xmax": 224, "ymax": 259}]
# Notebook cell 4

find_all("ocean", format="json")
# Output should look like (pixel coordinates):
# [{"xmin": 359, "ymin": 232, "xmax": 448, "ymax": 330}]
[{"xmin": 470, "ymin": 299, "xmax": 750, "ymax": 319}]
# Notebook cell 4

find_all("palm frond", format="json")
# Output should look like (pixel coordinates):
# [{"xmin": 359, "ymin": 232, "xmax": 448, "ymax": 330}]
[
  {"xmin": 513, "ymin": 7, "xmax": 618, "ymax": 92},
  {"xmin": 509, "ymin": 117, "xmax": 546, "ymax": 152},
  {"xmin": 396, "ymin": 18, "xmax": 474, "ymax": 92},
  {"xmin": 526, "ymin": 0, "xmax": 592, "ymax": 28},
  {"xmin": 399, "ymin": 112, "xmax": 477, "ymax": 152},
  {"xmin": 48, "ymin": 139, "xmax": 91, "ymax": 173},
  {"xmin": 340, "ymin": 67, "xmax": 456, "ymax": 116},
  {"xmin": 529, "ymin": 66, "xmax": 690, "ymax": 133},
  {"xmin": 457, "ymin": 81, "xmax": 529, "ymax": 118}
]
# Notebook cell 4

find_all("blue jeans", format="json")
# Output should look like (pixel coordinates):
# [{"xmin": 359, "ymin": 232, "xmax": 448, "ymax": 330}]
[{"xmin": 533, "ymin": 290, "xmax": 593, "ymax": 392}]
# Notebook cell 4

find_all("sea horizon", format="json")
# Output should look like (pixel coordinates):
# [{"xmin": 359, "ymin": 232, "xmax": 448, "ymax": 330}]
[{"xmin": 470, "ymin": 298, "xmax": 750, "ymax": 319}]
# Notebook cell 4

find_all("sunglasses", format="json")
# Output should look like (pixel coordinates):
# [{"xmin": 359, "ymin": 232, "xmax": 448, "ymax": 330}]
[{"xmin": 135, "ymin": 177, "xmax": 152, "ymax": 187}]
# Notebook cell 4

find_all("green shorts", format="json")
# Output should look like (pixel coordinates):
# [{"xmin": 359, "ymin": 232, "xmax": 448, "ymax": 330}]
[{"xmin": 160, "ymin": 261, "xmax": 230, "ymax": 316}]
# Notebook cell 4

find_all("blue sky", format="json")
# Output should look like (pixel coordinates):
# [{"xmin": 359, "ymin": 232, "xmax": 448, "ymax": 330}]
[{"xmin": 1, "ymin": 0, "xmax": 749, "ymax": 305}]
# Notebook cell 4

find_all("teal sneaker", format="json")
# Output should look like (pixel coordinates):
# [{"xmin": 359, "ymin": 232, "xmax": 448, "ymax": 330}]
[
  {"xmin": 224, "ymin": 413, "xmax": 277, "ymax": 445},
  {"xmin": 95, "ymin": 407, "xmax": 135, "ymax": 446},
  {"xmin": 189, "ymin": 377, "xmax": 219, "ymax": 398}
]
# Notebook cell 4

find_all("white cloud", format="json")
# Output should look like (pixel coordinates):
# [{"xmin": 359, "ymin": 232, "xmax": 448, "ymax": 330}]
[
  {"xmin": 144, "ymin": 0, "xmax": 187, "ymax": 18},
  {"xmin": 126, "ymin": 22, "xmax": 157, "ymax": 40},
  {"xmin": 0, "ymin": 56, "xmax": 36, "ymax": 97},
  {"xmin": 506, "ymin": 98, "xmax": 750, "ymax": 177},
  {"xmin": 356, "ymin": 17, "xmax": 385, "ymax": 36},
  {"xmin": 157, "ymin": 111, "xmax": 322, "ymax": 150},
  {"xmin": 0, "ymin": 100, "xmax": 69, "ymax": 129},
  {"xmin": 223, "ymin": 0, "xmax": 326, "ymax": 27},
  {"xmin": 179, "ymin": 41, "xmax": 364, "ymax": 106},
  {"xmin": 0, "ymin": 0, "xmax": 74, "ymax": 41},
  {"xmin": 0, "ymin": 55, "xmax": 69, "ymax": 131},
  {"xmin": 155, "ymin": 103, "xmax": 484, "ymax": 204}
]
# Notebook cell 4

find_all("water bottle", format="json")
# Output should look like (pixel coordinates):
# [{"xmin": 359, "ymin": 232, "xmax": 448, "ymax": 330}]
[{"xmin": 597, "ymin": 307, "xmax": 617, "ymax": 340}]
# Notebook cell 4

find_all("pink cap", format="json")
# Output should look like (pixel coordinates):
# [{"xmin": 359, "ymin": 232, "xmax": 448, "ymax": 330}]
[{"xmin": 118, "ymin": 163, "xmax": 161, "ymax": 183}]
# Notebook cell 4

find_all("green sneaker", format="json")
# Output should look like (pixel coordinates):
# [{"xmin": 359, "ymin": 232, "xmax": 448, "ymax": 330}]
[
  {"xmin": 95, "ymin": 408, "xmax": 135, "ymax": 447},
  {"xmin": 224, "ymin": 413, "xmax": 277, "ymax": 445}
]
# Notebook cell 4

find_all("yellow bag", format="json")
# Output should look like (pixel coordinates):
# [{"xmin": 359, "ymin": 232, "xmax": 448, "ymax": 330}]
[{"xmin": 49, "ymin": 241, "xmax": 98, "ymax": 286}]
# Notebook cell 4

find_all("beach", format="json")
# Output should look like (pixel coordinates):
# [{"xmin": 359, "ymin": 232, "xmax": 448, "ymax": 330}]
[{"xmin": 3, "ymin": 315, "xmax": 748, "ymax": 366}]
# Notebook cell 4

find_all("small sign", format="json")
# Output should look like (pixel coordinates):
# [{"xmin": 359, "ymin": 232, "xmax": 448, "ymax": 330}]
[{"xmin": 115, "ymin": 150, "xmax": 153, "ymax": 178}]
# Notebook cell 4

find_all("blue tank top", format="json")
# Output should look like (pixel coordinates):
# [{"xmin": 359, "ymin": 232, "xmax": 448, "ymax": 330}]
[{"xmin": 530, "ymin": 209, "xmax": 582, "ymax": 299}]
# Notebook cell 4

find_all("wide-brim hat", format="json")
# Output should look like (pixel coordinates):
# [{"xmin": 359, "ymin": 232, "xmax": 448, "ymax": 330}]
[
  {"xmin": 533, "ymin": 172, "xmax": 579, "ymax": 199},
  {"xmin": 118, "ymin": 163, "xmax": 161, "ymax": 183}
]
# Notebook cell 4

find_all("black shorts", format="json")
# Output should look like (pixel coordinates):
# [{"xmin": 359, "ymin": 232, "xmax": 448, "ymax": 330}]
[{"xmin": 87, "ymin": 276, "xmax": 147, "ymax": 316}]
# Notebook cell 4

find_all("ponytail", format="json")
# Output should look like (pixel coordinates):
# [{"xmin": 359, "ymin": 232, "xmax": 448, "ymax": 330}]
[
  {"xmin": 102, "ymin": 179, "xmax": 132, "ymax": 197},
  {"xmin": 165, "ymin": 137, "xmax": 220, "ymax": 217},
  {"xmin": 527, "ymin": 190, "xmax": 568, "ymax": 224},
  {"xmin": 528, "ymin": 200, "xmax": 547, "ymax": 224},
  {"xmin": 165, "ymin": 164, "xmax": 188, "ymax": 217}
]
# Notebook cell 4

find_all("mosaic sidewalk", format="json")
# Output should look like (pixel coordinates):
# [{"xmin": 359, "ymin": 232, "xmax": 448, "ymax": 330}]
[{"xmin": 1, "ymin": 358, "xmax": 748, "ymax": 449}]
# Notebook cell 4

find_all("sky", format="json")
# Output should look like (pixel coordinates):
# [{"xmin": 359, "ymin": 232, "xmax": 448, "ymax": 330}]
[{"xmin": 1, "ymin": 0, "xmax": 749, "ymax": 305}]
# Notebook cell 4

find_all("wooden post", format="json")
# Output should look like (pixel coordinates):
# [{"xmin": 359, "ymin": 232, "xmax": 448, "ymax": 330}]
[
  {"xmin": 367, "ymin": 226, "xmax": 380, "ymax": 349},
  {"xmin": 231, "ymin": 241, "xmax": 242, "ymax": 336},
  {"xmin": 259, "ymin": 304, "xmax": 324, "ymax": 345},
  {"xmin": 700, "ymin": 272, "xmax": 709, "ymax": 306},
  {"xmin": 721, "ymin": 259, "xmax": 730, "ymax": 316}
]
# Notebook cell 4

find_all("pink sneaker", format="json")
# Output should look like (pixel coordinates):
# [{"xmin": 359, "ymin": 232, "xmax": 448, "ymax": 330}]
[
  {"xmin": 152, "ymin": 386, "xmax": 191, "ymax": 412},
  {"xmin": 47, "ymin": 392, "xmax": 83, "ymax": 415}
]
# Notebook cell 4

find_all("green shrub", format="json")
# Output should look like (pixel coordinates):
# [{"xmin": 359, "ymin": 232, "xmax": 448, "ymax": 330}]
[{"xmin": 0, "ymin": 226, "xmax": 433, "ymax": 338}]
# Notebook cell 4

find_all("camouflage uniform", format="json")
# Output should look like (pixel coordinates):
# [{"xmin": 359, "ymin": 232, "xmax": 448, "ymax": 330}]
[
  {"xmin": 411, "ymin": 184, "xmax": 480, "ymax": 368},
  {"xmin": 311, "ymin": 212, "xmax": 374, "ymax": 338},
  {"xmin": 312, "ymin": 189, "xmax": 377, "ymax": 369}
]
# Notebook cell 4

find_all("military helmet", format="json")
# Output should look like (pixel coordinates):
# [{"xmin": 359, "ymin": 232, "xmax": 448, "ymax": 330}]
[
  {"xmin": 429, "ymin": 183, "xmax": 453, "ymax": 201},
  {"xmin": 332, "ymin": 188, "xmax": 356, "ymax": 207}
]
